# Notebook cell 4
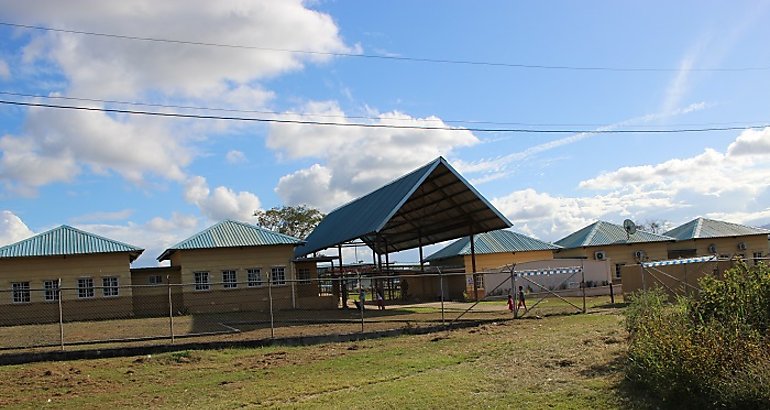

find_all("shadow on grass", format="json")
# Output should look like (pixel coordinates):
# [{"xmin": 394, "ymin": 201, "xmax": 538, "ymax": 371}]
[
  {"xmin": 590, "ymin": 353, "xmax": 686, "ymax": 410},
  {"xmin": 594, "ymin": 302, "xmax": 630, "ymax": 309}
]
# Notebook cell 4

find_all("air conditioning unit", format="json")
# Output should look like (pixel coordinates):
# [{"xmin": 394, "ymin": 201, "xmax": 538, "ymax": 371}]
[
  {"xmin": 634, "ymin": 250, "xmax": 646, "ymax": 260},
  {"xmin": 707, "ymin": 244, "xmax": 717, "ymax": 254},
  {"xmin": 594, "ymin": 251, "xmax": 606, "ymax": 261},
  {"xmin": 737, "ymin": 242, "xmax": 747, "ymax": 251}
]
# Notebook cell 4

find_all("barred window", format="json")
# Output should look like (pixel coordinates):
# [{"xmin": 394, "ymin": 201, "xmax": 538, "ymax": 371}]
[
  {"xmin": 222, "ymin": 270, "xmax": 237, "ymax": 289},
  {"xmin": 271, "ymin": 267, "xmax": 286, "ymax": 285},
  {"xmin": 247, "ymin": 268, "xmax": 262, "ymax": 287},
  {"xmin": 102, "ymin": 277, "xmax": 119, "ymax": 297},
  {"xmin": 12, "ymin": 282, "xmax": 30, "ymax": 303},
  {"xmin": 297, "ymin": 268, "xmax": 312, "ymax": 285},
  {"xmin": 78, "ymin": 278, "xmax": 95, "ymax": 298},
  {"xmin": 149, "ymin": 275, "xmax": 162, "ymax": 285},
  {"xmin": 44, "ymin": 280, "xmax": 59, "ymax": 302},
  {"xmin": 194, "ymin": 271, "xmax": 210, "ymax": 291}
]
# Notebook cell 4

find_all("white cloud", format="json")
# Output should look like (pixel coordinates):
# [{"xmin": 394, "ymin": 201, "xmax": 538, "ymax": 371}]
[
  {"xmin": 184, "ymin": 176, "xmax": 261, "ymax": 221},
  {"xmin": 78, "ymin": 212, "xmax": 201, "ymax": 266},
  {"xmin": 8, "ymin": 0, "xmax": 352, "ymax": 99},
  {"xmin": 0, "ymin": 106, "xmax": 192, "ymax": 194},
  {"xmin": 455, "ymin": 102, "xmax": 708, "ymax": 184},
  {"xmin": 0, "ymin": 1, "xmax": 352, "ymax": 193},
  {"xmin": 269, "ymin": 101, "xmax": 479, "ymax": 211},
  {"xmin": 726, "ymin": 127, "xmax": 770, "ymax": 157},
  {"xmin": 225, "ymin": 150, "xmax": 247, "ymax": 164},
  {"xmin": 492, "ymin": 188, "xmax": 682, "ymax": 241},
  {"xmin": 0, "ymin": 210, "xmax": 34, "ymax": 246},
  {"xmin": 491, "ymin": 127, "xmax": 770, "ymax": 241}
]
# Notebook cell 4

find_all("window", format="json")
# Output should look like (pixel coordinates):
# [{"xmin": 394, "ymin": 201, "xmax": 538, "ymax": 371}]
[
  {"xmin": 473, "ymin": 274, "xmax": 484, "ymax": 289},
  {"xmin": 615, "ymin": 263, "xmax": 625, "ymax": 279},
  {"xmin": 102, "ymin": 277, "xmax": 119, "ymax": 297},
  {"xmin": 298, "ymin": 268, "xmax": 311, "ymax": 285},
  {"xmin": 149, "ymin": 275, "xmax": 162, "ymax": 285},
  {"xmin": 194, "ymin": 271, "xmax": 210, "ymax": 291},
  {"xmin": 271, "ymin": 267, "xmax": 286, "ymax": 285},
  {"xmin": 12, "ymin": 282, "xmax": 30, "ymax": 303},
  {"xmin": 247, "ymin": 268, "xmax": 262, "ymax": 287},
  {"xmin": 44, "ymin": 280, "xmax": 59, "ymax": 302},
  {"xmin": 753, "ymin": 252, "xmax": 763, "ymax": 265},
  {"xmin": 222, "ymin": 270, "xmax": 237, "ymax": 289},
  {"xmin": 78, "ymin": 278, "xmax": 95, "ymax": 298}
]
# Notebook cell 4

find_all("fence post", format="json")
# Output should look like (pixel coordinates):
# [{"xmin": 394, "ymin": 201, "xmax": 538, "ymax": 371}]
[
  {"xmin": 57, "ymin": 278, "xmax": 64, "ymax": 351},
  {"xmin": 167, "ymin": 275, "xmax": 174, "ymax": 343},
  {"xmin": 358, "ymin": 272, "xmax": 364, "ymax": 334},
  {"xmin": 509, "ymin": 269, "xmax": 515, "ymax": 319},
  {"xmin": 439, "ymin": 267, "xmax": 445, "ymax": 326},
  {"xmin": 581, "ymin": 262, "xmax": 587, "ymax": 313},
  {"xmin": 268, "ymin": 272, "xmax": 275, "ymax": 338}
]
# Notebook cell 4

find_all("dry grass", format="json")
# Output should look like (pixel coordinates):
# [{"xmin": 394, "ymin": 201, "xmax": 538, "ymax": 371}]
[{"xmin": 0, "ymin": 299, "xmax": 646, "ymax": 409}]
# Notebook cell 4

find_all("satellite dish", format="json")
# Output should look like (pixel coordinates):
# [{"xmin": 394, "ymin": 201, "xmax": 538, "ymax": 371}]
[{"xmin": 623, "ymin": 219, "xmax": 637, "ymax": 236}]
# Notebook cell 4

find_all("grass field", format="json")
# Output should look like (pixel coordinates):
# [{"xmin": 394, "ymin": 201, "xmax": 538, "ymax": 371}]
[{"xmin": 0, "ymin": 299, "xmax": 653, "ymax": 409}]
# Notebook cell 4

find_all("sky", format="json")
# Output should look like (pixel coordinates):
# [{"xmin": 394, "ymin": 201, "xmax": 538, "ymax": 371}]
[{"xmin": 1, "ymin": 1, "xmax": 770, "ymax": 266}]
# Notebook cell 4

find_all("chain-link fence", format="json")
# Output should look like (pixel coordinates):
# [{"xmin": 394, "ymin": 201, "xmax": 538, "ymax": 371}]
[{"xmin": 0, "ymin": 270, "xmax": 614, "ymax": 358}]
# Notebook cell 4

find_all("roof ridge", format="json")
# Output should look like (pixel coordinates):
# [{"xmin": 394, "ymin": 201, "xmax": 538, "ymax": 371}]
[
  {"xmin": 0, "ymin": 224, "xmax": 142, "ymax": 252},
  {"xmin": 325, "ymin": 157, "xmax": 443, "ymax": 217},
  {"xmin": 694, "ymin": 217, "xmax": 704, "ymax": 238},
  {"xmin": 583, "ymin": 221, "xmax": 602, "ymax": 246}
]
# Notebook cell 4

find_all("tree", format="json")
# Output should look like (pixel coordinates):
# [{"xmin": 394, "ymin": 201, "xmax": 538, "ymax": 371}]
[
  {"xmin": 254, "ymin": 205, "xmax": 325, "ymax": 239},
  {"xmin": 637, "ymin": 219, "xmax": 667, "ymax": 234}
]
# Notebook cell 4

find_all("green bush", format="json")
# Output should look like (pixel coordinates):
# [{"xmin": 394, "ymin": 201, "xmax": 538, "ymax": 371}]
[{"xmin": 625, "ymin": 263, "xmax": 770, "ymax": 408}]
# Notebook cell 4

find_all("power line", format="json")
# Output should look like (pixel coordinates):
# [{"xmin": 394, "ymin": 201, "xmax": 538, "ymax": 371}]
[
  {"xmin": 2, "ymin": 21, "xmax": 769, "ymax": 73},
  {"xmin": 2, "ymin": 99, "xmax": 767, "ymax": 134},
  {"xmin": 3, "ymin": 91, "xmax": 768, "ymax": 129}
]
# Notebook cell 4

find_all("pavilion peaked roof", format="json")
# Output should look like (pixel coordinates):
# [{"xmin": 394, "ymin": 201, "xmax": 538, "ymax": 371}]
[
  {"xmin": 424, "ymin": 229, "xmax": 561, "ymax": 262},
  {"xmin": 295, "ymin": 157, "xmax": 512, "ymax": 257},
  {"xmin": 159, "ymin": 220, "xmax": 303, "ymax": 261},
  {"xmin": 555, "ymin": 220, "xmax": 674, "ymax": 249},
  {"xmin": 664, "ymin": 217, "xmax": 770, "ymax": 240},
  {"xmin": 0, "ymin": 225, "xmax": 143, "ymax": 262}
]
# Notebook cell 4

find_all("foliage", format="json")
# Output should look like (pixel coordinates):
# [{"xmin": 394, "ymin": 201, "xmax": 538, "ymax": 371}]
[
  {"xmin": 254, "ymin": 205, "xmax": 325, "ymax": 239},
  {"xmin": 624, "ymin": 263, "xmax": 770, "ymax": 408},
  {"xmin": 635, "ymin": 219, "xmax": 667, "ymax": 234}
]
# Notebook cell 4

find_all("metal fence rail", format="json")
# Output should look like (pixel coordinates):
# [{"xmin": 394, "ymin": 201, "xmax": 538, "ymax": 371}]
[{"xmin": 0, "ymin": 270, "xmax": 611, "ymax": 356}]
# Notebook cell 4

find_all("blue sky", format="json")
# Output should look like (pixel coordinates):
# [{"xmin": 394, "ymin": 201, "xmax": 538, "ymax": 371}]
[{"xmin": 1, "ymin": 1, "xmax": 770, "ymax": 266}]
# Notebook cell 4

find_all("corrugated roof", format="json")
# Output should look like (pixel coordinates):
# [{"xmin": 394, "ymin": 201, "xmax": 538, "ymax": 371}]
[
  {"xmin": 0, "ymin": 225, "xmax": 143, "ymax": 261},
  {"xmin": 664, "ymin": 217, "xmax": 770, "ymax": 240},
  {"xmin": 158, "ymin": 220, "xmax": 303, "ymax": 261},
  {"xmin": 424, "ymin": 229, "xmax": 561, "ymax": 262},
  {"xmin": 294, "ymin": 157, "xmax": 512, "ymax": 257},
  {"xmin": 555, "ymin": 221, "xmax": 674, "ymax": 249}
]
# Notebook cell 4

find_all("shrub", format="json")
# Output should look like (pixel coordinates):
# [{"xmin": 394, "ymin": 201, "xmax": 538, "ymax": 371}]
[{"xmin": 624, "ymin": 263, "xmax": 770, "ymax": 408}]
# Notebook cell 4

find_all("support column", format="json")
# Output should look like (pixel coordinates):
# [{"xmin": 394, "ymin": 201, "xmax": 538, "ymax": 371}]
[
  {"xmin": 470, "ymin": 231, "xmax": 478, "ymax": 301},
  {"xmin": 418, "ymin": 232, "xmax": 425, "ymax": 273}
]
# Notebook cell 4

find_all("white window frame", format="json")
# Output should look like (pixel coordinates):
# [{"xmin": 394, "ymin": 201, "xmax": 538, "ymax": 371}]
[
  {"xmin": 44, "ymin": 280, "xmax": 60, "ymax": 302},
  {"xmin": 78, "ymin": 277, "xmax": 95, "ymax": 299},
  {"xmin": 102, "ymin": 276, "xmax": 119, "ymax": 297},
  {"xmin": 222, "ymin": 270, "xmax": 237, "ymax": 289},
  {"xmin": 297, "ymin": 268, "xmax": 312, "ymax": 285},
  {"xmin": 12, "ymin": 282, "xmax": 31, "ymax": 304},
  {"xmin": 247, "ymin": 268, "xmax": 262, "ymax": 287},
  {"xmin": 194, "ymin": 271, "xmax": 210, "ymax": 291},
  {"xmin": 271, "ymin": 266, "xmax": 286, "ymax": 286},
  {"xmin": 149, "ymin": 275, "xmax": 163, "ymax": 285}
]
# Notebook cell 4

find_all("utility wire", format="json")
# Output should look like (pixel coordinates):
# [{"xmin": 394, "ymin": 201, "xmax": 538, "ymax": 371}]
[
  {"xmin": 2, "ymin": 21, "xmax": 769, "ymax": 73},
  {"xmin": 2, "ymin": 99, "xmax": 767, "ymax": 134},
  {"xmin": 2, "ymin": 91, "xmax": 768, "ymax": 129}
]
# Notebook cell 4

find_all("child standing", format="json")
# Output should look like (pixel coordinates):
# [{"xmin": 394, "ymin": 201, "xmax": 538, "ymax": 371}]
[
  {"xmin": 507, "ymin": 294, "xmax": 514, "ymax": 312},
  {"xmin": 517, "ymin": 286, "xmax": 527, "ymax": 312}
]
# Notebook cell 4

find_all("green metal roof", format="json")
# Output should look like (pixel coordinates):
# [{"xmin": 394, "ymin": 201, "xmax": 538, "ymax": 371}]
[
  {"xmin": 0, "ymin": 225, "xmax": 143, "ymax": 261},
  {"xmin": 664, "ymin": 217, "xmax": 770, "ymax": 240},
  {"xmin": 294, "ymin": 157, "xmax": 512, "ymax": 257},
  {"xmin": 555, "ymin": 220, "xmax": 674, "ymax": 249},
  {"xmin": 158, "ymin": 220, "xmax": 303, "ymax": 261},
  {"xmin": 424, "ymin": 229, "xmax": 561, "ymax": 262}
]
